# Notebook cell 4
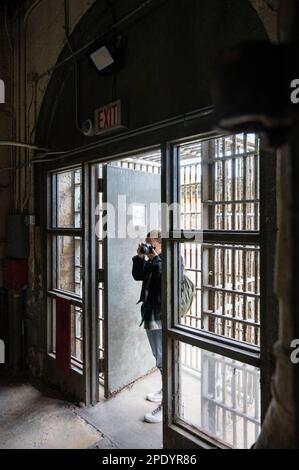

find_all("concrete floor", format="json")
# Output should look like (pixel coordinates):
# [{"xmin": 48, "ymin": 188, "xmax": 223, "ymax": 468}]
[
  {"xmin": 0, "ymin": 370, "xmax": 162, "ymax": 449},
  {"xmin": 81, "ymin": 370, "xmax": 162, "ymax": 449}
]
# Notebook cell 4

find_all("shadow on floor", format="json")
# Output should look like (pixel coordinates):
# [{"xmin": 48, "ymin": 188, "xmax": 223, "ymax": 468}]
[
  {"xmin": 81, "ymin": 370, "xmax": 163, "ymax": 449},
  {"xmin": 0, "ymin": 368, "xmax": 162, "ymax": 449}
]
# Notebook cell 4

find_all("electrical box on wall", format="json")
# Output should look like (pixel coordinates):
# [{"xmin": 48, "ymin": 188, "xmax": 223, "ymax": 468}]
[{"xmin": 6, "ymin": 215, "xmax": 29, "ymax": 259}]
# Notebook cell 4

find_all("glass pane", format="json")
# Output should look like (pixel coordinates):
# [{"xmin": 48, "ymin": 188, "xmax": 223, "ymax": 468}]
[
  {"xmin": 179, "ymin": 141, "xmax": 202, "ymax": 231},
  {"xmin": 109, "ymin": 149, "xmax": 161, "ymax": 174},
  {"xmin": 48, "ymin": 298, "xmax": 83, "ymax": 363},
  {"xmin": 177, "ymin": 133, "xmax": 259, "ymax": 231},
  {"xmin": 53, "ymin": 236, "xmax": 82, "ymax": 296},
  {"xmin": 176, "ymin": 342, "xmax": 261, "ymax": 449},
  {"xmin": 178, "ymin": 242, "xmax": 260, "ymax": 347},
  {"xmin": 53, "ymin": 168, "xmax": 81, "ymax": 228},
  {"xmin": 71, "ymin": 305, "xmax": 83, "ymax": 362}
]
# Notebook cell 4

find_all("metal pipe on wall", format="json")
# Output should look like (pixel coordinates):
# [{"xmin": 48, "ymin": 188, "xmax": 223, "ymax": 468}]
[
  {"xmin": 0, "ymin": 106, "xmax": 214, "ymax": 168},
  {"xmin": 4, "ymin": 0, "xmax": 16, "ymax": 213},
  {"xmin": 34, "ymin": 0, "xmax": 155, "ymax": 82},
  {"xmin": 22, "ymin": 0, "xmax": 45, "ymax": 213}
]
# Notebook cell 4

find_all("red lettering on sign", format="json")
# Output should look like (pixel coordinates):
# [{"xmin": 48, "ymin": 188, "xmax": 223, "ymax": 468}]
[{"xmin": 95, "ymin": 100, "xmax": 122, "ymax": 135}]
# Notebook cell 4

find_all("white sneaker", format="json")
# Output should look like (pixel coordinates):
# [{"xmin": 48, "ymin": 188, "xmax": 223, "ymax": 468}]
[
  {"xmin": 146, "ymin": 388, "xmax": 162, "ymax": 403},
  {"xmin": 144, "ymin": 404, "xmax": 163, "ymax": 423}
]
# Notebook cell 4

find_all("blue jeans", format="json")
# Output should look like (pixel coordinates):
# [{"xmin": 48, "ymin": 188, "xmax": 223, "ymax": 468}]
[{"xmin": 146, "ymin": 329, "xmax": 162, "ymax": 376}]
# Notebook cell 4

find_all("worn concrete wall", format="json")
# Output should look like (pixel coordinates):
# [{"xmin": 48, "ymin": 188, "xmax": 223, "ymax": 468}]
[
  {"xmin": 0, "ymin": 4, "xmax": 14, "ymax": 287},
  {"xmin": 11, "ymin": 0, "xmax": 96, "ymax": 214},
  {"xmin": 8, "ymin": 0, "xmax": 96, "ymax": 377}
]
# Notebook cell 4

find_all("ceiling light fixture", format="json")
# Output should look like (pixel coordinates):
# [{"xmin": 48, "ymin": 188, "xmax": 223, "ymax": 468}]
[{"xmin": 90, "ymin": 46, "xmax": 114, "ymax": 72}]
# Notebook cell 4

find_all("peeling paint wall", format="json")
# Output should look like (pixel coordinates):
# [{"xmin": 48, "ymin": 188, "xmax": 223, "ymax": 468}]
[
  {"xmin": 6, "ymin": 0, "xmax": 96, "ymax": 377},
  {"xmin": 24, "ymin": 0, "xmax": 96, "ymax": 142},
  {"xmin": 0, "ymin": 4, "xmax": 13, "ymax": 287}
]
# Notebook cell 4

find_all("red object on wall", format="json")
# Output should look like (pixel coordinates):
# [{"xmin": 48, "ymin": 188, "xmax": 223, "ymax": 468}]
[
  {"xmin": 56, "ymin": 297, "xmax": 72, "ymax": 373},
  {"xmin": 3, "ymin": 259, "xmax": 28, "ymax": 290}
]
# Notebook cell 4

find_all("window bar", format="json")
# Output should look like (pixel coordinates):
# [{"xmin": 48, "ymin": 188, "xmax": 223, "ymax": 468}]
[
  {"xmin": 182, "ymin": 164, "xmax": 186, "ymax": 230},
  {"xmin": 243, "ymin": 369, "xmax": 248, "ymax": 448},
  {"xmin": 254, "ymin": 371, "xmax": 260, "ymax": 435},
  {"xmin": 55, "ymin": 236, "xmax": 59, "ymax": 291},
  {"xmin": 254, "ymin": 250, "xmax": 259, "ymax": 346},
  {"xmin": 188, "ymin": 164, "xmax": 192, "ymax": 229},
  {"xmin": 202, "ymin": 283, "xmax": 259, "ymax": 300},
  {"xmin": 222, "ymin": 362, "xmax": 227, "ymax": 442},
  {"xmin": 232, "ymin": 362, "xmax": 237, "ymax": 447},
  {"xmin": 185, "ymin": 163, "xmax": 188, "ymax": 229},
  {"xmin": 197, "ymin": 161, "xmax": 201, "ymax": 229},
  {"xmin": 210, "ymin": 141, "xmax": 216, "ymax": 230},
  {"xmin": 203, "ymin": 243, "xmax": 259, "ymax": 252},
  {"xmin": 201, "ymin": 308, "xmax": 259, "ymax": 328},
  {"xmin": 232, "ymin": 246, "xmax": 236, "ymax": 339},
  {"xmin": 243, "ymin": 246, "xmax": 248, "ymax": 343},
  {"xmin": 195, "ymin": 243, "xmax": 199, "ymax": 329},
  {"xmin": 222, "ymin": 247, "xmax": 226, "ymax": 337},
  {"xmin": 184, "ymin": 244, "xmax": 189, "ymax": 327},
  {"xmin": 254, "ymin": 134, "xmax": 259, "ymax": 231},
  {"xmin": 192, "ymin": 164, "xmax": 199, "ymax": 230},
  {"xmin": 232, "ymin": 135, "xmax": 236, "ymax": 232},
  {"xmin": 54, "ymin": 174, "xmax": 59, "ymax": 228},
  {"xmin": 243, "ymin": 134, "xmax": 247, "ymax": 231},
  {"xmin": 197, "ymin": 244, "xmax": 201, "ymax": 329},
  {"xmin": 208, "ymin": 248, "xmax": 216, "ymax": 333},
  {"xmin": 222, "ymin": 137, "xmax": 226, "ymax": 231},
  {"xmin": 200, "ymin": 142, "xmax": 204, "ymax": 332}
]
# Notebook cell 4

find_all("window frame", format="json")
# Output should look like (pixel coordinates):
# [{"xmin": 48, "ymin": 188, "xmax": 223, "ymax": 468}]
[
  {"xmin": 40, "ymin": 118, "xmax": 276, "ymax": 433},
  {"xmin": 46, "ymin": 165, "xmax": 85, "ymax": 368},
  {"xmin": 162, "ymin": 134, "xmax": 271, "ymax": 449}
]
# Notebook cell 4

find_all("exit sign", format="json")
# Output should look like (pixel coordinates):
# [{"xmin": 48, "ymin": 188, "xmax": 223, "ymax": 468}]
[{"xmin": 94, "ymin": 100, "xmax": 124, "ymax": 135}]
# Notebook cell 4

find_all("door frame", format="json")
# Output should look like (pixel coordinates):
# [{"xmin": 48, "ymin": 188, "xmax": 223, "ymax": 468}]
[
  {"xmin": 40, "ymin": 110, "xmax": 277, "ymax": 440},
  {"xmin": 161, "ymin": 137, "xmax": 277, "ymax": 449},
  {"xmin": 45, "ymin": 163, "xmax": 89, "ymax": 403}
]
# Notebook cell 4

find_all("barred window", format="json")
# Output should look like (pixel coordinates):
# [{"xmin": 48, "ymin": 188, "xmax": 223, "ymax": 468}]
[{"xmin": 174, "ymin": 133, "xmax": 261, "ymax": 448}]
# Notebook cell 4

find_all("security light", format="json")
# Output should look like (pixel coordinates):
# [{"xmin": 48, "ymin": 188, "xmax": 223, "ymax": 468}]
[{"xmin": 90, "ymin": 46, "xmax": 114, "ymax": 72}]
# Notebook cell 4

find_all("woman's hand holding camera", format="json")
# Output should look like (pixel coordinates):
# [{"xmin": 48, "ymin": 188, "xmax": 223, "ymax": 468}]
[
  {"xmin": 137, "ymin": 244, "xmax": 158, "ymax": 260},
  {"xmin": 147, "ymin": 249, "xmax": 158, "ymax": 261}
]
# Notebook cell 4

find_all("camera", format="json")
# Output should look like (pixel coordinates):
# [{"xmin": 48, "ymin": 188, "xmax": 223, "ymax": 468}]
[{"xmin": 140, "ymin": 243, "xmax": 155, "ymax": 255}]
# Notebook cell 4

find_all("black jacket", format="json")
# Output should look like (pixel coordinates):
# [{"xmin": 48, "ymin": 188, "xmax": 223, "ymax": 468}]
[
  {"xmin": 132, "ymin": 255, "xmax": 162, "ymax": 307},
  {"xmin": 132, "ymin": 253, "xmax": 184, "ymax": 307}
]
